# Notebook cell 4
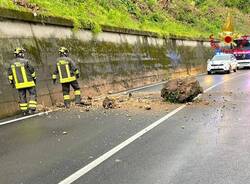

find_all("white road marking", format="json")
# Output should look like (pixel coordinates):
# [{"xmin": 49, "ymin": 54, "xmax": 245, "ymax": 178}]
[
  {"xmin": 58, "ymin": 72, "xmax": 249, "ymax": 184},
  {"xmin": 0, "ymin": 111, "xmax": 53, "ymax": 126}
]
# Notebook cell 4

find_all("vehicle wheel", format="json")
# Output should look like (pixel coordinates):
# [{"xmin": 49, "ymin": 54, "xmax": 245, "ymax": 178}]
[
  {"xmin": 237, "ymin": 67, "xmax": 239, "ymax": 70},
  {"xmin": 226, "ymin": 70, "xmax": 230, "ymax": 74},
  {"xmin": 207, "ymin": 71, "xmax": 211, "ymax": 75},
  {"xmin": 234, "ymin": 69, "xmax": 237, "ymax": 72}
]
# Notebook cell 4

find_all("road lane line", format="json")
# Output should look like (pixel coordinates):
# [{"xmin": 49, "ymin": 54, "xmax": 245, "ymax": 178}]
[
  {"xmin": 58, "ymin": 72, "xmax": 249, "ymax": 184},
  {"xmin": 58, "ymin": 105, "xmax": 186, "ymax": 184},
  {"xmin": 0, "ymin": 111, "xmax": 53, "ymax": 126}
]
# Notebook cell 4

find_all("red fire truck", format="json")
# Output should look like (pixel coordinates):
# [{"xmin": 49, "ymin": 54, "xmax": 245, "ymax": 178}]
[{"xmin": 234, "ymin": 35, "xmax": 250, "ymax": 69}]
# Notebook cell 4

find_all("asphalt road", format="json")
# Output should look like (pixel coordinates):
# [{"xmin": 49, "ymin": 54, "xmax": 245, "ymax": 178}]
[{"xmin": 1, "ymin": 70, "xmax": 250, "ymax": 184}]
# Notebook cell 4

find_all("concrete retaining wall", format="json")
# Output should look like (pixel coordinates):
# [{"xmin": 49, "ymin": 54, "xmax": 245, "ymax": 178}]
[{"xmin": 0, "ymin": 16, "xmax": 213, "ymax": 119}]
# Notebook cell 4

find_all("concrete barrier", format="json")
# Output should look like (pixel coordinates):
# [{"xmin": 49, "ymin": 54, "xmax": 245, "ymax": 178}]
[{"xmin": 0, "ymin": 13, "xmax": 213, "ymax": 119}]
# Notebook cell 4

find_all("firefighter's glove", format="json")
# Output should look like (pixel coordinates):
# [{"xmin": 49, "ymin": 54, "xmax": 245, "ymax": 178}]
[{"xmin": 33, "ymin": 78, "xmax": 37, "ymax": 84}]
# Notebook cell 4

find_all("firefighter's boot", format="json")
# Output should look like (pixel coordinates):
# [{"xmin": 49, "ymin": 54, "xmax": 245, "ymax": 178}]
[
  {"xmin": 74, "ymin": 90, "xmax": 81, "ymax": 105},
  {"xmin": 64, "ymin": 95, "xmax": 71, "ymax": 108}
]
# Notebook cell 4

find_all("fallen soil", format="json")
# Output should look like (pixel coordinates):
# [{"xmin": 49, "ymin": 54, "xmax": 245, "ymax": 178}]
[
  {"xmin": 37, "ymin": 87, "xmax": 238, "ymax": 114},
  {"xmin": 37, "ymin": 92, "xmax": 176, "ymax": 113}
]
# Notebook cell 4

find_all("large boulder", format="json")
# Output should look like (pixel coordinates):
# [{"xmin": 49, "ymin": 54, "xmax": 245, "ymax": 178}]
[{"xmin": 161, "ymin": 78, "xmax": 203, "ymax": 103}]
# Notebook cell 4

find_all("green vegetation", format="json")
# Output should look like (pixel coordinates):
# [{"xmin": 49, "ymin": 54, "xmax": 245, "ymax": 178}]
[{"xmin": 0, "ymin": 0, "xmax": 249, "ymax": 38}]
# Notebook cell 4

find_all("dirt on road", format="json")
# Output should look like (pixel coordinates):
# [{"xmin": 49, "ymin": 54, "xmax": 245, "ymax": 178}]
[{"xmin": 37, "ymin": 92, "xmax": 176, "ymax": 113}]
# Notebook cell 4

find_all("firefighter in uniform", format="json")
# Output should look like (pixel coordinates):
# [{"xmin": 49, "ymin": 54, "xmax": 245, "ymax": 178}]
[
  {"xmin": 8, "ymin": 48, "xmax": 37, "ymax": 115},
  {"xmin": 52, "ymin": 47, "xmax": 82, "ymax": 108}
]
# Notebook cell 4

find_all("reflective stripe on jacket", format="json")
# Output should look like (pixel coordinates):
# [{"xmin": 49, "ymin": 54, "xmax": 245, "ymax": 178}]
[
  {"xmin": 52, "ymin": 57, "xmax": 79, "ymax": 84},
  {"xmin": 8, "ymin": 58, "xmax": 36, "ymax": 89}
]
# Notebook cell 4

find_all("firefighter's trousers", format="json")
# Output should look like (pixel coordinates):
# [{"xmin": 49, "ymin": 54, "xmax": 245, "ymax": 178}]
[
  {"xmin": 62, "ymin": 80, "xmax": 81, "ymax": 107},
  {"xmin": 18, "ymin": 87, "xmax": 37, "ymax": 112}
]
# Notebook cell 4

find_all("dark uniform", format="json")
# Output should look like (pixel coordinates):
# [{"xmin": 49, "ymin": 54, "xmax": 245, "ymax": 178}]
[
  {"xmin": 52, "ymin": 47, "xmax": 81, "ymax": 108},
  {"xmin": 8, "ymin": 48, "xmax": 37, "ymax": 114}
]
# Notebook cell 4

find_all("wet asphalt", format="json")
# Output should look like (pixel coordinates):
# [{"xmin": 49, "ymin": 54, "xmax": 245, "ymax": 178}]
[{"xmin": 1, "ymin": 70, "xmax": 250, "ymax": 184}]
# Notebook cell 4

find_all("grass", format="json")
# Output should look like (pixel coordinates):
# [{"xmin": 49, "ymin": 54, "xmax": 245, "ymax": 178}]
[{"xmin": 0, "ymin": 0, "xmax": 249, "ymax": 38}]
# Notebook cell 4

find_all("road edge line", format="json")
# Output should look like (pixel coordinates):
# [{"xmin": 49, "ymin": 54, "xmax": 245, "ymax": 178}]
[{"xmin": 0, "ymin": 110, "xmax": 54, "ymax": 126}]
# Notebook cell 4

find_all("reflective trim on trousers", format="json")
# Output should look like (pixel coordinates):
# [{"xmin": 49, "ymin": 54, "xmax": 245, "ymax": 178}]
[
  {"xmin": 64, "ymin": 95, "xmax": 70, "ymax": 100},
  {"xmin": 20, "ymin": 107, "xmax": 28, "ymax": 111},
  {"xmin": 28, "ymin": 101, "xmax": 37, "ymax": 109},
  {"xmin": 29, "ymin": 100, "xmax": 37, "ymax": 104},
  {"xmin": 29, "ymin": 104, "xmax": 37, "ymax": 108},
  {"xmin": 74, "ymin": 90, "xmax": 81, "ymax": 96},
  {"xmin": 19, "ymin": 103, "xmax": 28, "ymax": 111}
]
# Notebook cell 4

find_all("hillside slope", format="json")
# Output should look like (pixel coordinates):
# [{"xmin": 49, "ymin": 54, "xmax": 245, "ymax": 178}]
[{"xmin": 0, "ymin": 0, "xmax": 249, "ymax": 38}]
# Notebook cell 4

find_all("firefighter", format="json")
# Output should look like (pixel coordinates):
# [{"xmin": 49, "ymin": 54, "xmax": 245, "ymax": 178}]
[
  {"xmin": 8, "ymin": 48, "xmax": 37, "ymax": 115},
  {"xmin": 52, "ymin": 47, "xmax": 81, "ymax": 108}
]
